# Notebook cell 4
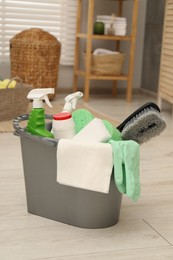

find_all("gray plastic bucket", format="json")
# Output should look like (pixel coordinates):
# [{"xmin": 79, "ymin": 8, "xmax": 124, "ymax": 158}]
[{"xmin": 13, "ymin": 114, "xmax": 122, "ymax": 229}]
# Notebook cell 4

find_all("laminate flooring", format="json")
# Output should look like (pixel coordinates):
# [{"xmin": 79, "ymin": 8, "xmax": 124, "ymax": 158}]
[{"xmin": 0, "ymin": 93, "xmax": 173, "ymax": 260}]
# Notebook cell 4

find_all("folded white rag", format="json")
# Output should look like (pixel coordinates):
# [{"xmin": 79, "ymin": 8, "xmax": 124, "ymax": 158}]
[
  {"xmin": 57, "ymin": 139, "xmax": 113, "ymax": 193},
  {"xmin": 93, "ymin": 48, "xmax": 119, "ymax": 56}
]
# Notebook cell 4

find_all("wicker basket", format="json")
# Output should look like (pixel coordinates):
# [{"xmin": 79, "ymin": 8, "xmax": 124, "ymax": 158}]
[
  {"xmin": 83, "ymin": 52, "xmax": 125, "ymax": 75},
  {"xmin": 10, "ymin": 28, "xmax": 61, "ymax": 100},
  {"xmin": 0, "ymin": 78, "xmax": 32, "ymax": 121}
]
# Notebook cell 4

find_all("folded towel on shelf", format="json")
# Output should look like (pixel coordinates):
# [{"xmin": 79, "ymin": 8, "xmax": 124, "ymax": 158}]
[
  {"xmin": 93, "ymin": 48, "xmax": 119, "ymax": 56},
  {"xmin": 109, "ymin": 140, "xmax": 140, "ymax": 201},
  {"xmin": 57, "ymin": 139, "xmax": 113, "ymax": 193},
  {"xmin": 115, "ymin": 29, "xmax": 127, "ymax": 36}
]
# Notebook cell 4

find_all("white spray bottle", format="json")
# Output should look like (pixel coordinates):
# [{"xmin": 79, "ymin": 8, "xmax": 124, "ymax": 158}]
[
  {"xmin": 52, "ymin": 91, "xmax": 83, "ymax": 139},
  {"xmin": 26, "ymin": 88, "xmax": 55, "ymax": 138}
]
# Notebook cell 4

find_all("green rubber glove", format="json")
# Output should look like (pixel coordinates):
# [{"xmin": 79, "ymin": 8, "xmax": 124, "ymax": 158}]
[
  {"xmin": 110, "ymin": 141, "xmax": 126, "ymax": 194},
  {"xmin": 109, "ymin": 140, "xmax": 141, "ymax": 201},
  {"xmin": 123, "ymin": 141, "xmax": 140, "ymax": 201}
]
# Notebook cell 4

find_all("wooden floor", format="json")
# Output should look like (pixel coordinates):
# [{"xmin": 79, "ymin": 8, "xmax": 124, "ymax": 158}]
[{"xmin": 0, "ymin": 93, "xmax": 173, "ymax": 259}]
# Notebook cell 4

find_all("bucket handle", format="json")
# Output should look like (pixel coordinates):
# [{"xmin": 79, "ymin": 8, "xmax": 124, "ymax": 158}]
[{"xmin": 13, "ymin": 114, "xmax": 58, "ymax": 147}]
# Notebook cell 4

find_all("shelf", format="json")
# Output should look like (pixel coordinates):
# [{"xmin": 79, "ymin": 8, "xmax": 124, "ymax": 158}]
[
  {"xmin": 76, "ymin": 33, "xmax": 132, "ymax": 41},
  {"xmin": 73, "ymin": 0, "xmax": 139, "ymax": 102},
  {"xmin": 75, "ymin": 70, "xmax": 128, "ymax": 80}
]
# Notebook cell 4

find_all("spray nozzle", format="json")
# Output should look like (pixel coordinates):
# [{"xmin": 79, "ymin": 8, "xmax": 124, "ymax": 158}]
[
  {"xmin": 27, "ymin": 88, "xmax": 55, "ymax": 108},
  {"xmin": 63, "ymin": 91, "xmax": 83, "ymax": 113}
]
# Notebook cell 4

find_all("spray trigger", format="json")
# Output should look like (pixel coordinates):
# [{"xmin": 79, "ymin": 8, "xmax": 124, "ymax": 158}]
[
  {"xmin": 27, "ymin": 88, "xmax": 54, "ymax": 109},
  {"xmin": 44, "ymin": 95, "xmax": 52, "ymax": 108},
  {"xmin": 63, "ymin": 91, "xmax": 83, "ymax": 112}
]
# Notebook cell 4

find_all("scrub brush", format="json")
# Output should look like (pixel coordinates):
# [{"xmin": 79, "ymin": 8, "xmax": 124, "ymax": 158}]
[{"xmin": 117, "ymin": 102, "xmax": 166, "ymax": 144}]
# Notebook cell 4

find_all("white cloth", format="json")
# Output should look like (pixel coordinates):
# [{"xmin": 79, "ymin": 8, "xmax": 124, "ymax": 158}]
[{"xmin": 57, "ymin": 139, "xmax": 113, "ymax": 193}]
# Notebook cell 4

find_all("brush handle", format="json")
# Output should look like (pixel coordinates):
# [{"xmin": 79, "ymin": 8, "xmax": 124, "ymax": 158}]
[{"xmin": 117, "ymin": 102, "xmax": 160, "ymax": 131}]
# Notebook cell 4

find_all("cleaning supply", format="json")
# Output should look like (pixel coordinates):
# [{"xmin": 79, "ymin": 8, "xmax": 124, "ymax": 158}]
[
  {"xmin": 52, "ymin": 112, "xmax": 75, "ymax": 139},
  {"xmin": 52, "ymin": 91, "xmax": 83, "ymax": 139},
  {"xmin": 72, "ymin": 118, "xmax": 111, "ymax": 143},
  {"xmin": 62, "ymin": 91, "xmax": 83, "ymax": 112},
  {"xmin": 103, "ymin": 120, "xmax": 122, "ymax": 141},
  {"xmin": 110, "ymin": 140, "xmax": 140, "ymax": 201},
  {"xmin": 117, "ymin": 102, "xmax": 166, "ymax": 144},
  {"xmin": 72, "ymin": 108, "xmax": 122, "ymax": 141},
  {"xmin": 26, "ymin": 88, "xmax": 54, "ymax": 138},
  {"xmin": 0, "ymin": 79, "xmax": 10, "ymax": 89},
  {"xmin": 0, "ymin": 79, "xmax": 17, "ymax": 89},
  {"xmin": 57, "ymin": 139, "xmax": 113, "ymax": 193},
  {"xmin": 72, "ymin": 109, "xmax": 94, "ymax": 134}
]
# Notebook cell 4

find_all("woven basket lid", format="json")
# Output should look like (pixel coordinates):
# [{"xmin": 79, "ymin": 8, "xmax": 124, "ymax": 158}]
[{"xmin": 10, "ymin": 28, "xmax": 60, "ymax": 46}]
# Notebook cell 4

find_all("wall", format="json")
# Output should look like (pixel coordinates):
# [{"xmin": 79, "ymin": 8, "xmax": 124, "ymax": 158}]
[
  {"xmin": 118, "ymin": 0, "xmax": 147, "ymax": 90},
  {"xmin": 0, "ymin": 0, "xmax": 147, "ymax": 92},
  {"xmin": 141, "ymin": 0, "xmax": 165, "ymax": 93}
]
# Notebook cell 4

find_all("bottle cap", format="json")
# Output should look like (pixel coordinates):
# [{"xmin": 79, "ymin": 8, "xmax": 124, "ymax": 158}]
[{"xmin": 53, "ymin": 112, "xmax": 72, "ymax": 121}]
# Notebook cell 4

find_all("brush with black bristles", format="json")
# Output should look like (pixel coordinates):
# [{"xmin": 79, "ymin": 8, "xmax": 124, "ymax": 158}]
[{"xmin": 117, "ymin": 102, "xmax": 166, "ymax": 144}]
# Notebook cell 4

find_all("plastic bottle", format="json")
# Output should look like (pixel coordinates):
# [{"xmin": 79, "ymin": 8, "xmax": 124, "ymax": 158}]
[
  {"xmin": 26, "ymin": 88, "xmax": 54, "ymax": 138},
  {"xmin": 52, "ymin": 91, "xmax": 83, "ymax": 139}
]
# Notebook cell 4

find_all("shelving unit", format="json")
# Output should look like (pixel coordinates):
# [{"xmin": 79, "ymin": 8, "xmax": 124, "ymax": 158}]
[{"xmin": 73, "ymin": 0, "xmax": 139, "ymax": 102}]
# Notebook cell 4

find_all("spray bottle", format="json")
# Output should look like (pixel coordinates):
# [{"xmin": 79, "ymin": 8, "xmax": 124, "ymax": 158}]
[
  {"xmin": 26, "ymin": 88, "xmax": 55, "ymax": 138},
  {"xmin": 52, "ymin": 91, "xmax": 83, "ymax": 139}
]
